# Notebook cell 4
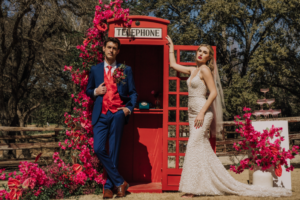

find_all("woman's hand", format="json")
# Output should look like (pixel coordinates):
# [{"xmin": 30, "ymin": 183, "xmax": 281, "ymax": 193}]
[
  {"xmin": 194, "ymin": 111, "xmax": 205, "ymax": 129},
  {"xmin": 166, "ymin": 35, "xmax": 174, "ymax": 47}
]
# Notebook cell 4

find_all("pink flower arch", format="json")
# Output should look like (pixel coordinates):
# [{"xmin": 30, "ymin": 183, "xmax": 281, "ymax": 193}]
[{"xmin": 0, "ymin": 1, "xmax": 132, "ymax": 199}]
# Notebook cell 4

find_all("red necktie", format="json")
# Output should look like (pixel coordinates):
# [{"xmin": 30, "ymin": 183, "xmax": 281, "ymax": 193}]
[{"xmin": 107, "ymin": 66, "xmax": 112, "ymax": 79}]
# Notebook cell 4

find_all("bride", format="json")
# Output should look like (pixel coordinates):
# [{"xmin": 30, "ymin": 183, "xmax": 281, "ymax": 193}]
[{"xmin": 166, "ymin": 35, "xmax": 292, "ymax": 198}]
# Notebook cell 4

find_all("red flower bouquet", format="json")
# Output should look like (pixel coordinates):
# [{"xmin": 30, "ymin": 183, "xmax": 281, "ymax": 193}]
[
  {"xmin": 112, "ymin": 62, "xmax": 127, "ymax": 84},
  {"xmin": 230, "ymin": 107, "xmax": 299, "ymax": 175}
]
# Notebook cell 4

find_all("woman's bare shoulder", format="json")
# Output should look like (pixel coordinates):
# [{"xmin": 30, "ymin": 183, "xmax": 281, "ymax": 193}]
[{"xmin": 199, "ymin": 65, "xmax": 211, "ymax": 73}]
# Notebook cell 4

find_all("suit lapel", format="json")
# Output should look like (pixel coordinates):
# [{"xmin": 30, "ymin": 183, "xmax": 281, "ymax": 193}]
[{"xmin": 98, "ymin": 62, "xmax": 104, "ymax": 85}]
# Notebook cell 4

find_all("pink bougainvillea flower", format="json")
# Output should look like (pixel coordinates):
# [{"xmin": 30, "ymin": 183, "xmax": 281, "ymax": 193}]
[
  {"xmin": 64, "ymin": 65, "xmax": 73, "ymax": 72},
  {"xmin": 230, "ymin": 107, "xmax": 299, "ymax": 174},
  {"xmin": 34, "ymin": 188, "xmax": 42, "ymax": 197},
  {"xmin": 72, "ymin": 164, "xmax": 83, "ymax": 174}
]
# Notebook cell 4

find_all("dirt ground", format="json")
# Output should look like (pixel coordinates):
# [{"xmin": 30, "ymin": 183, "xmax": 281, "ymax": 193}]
[{"xmin": 56, "ymin": 169, "xmax": 300, "ymax": 200}]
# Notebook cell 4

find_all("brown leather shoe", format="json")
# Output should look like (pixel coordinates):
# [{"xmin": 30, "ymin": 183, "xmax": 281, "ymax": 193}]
[
  {"xmin": 116, "ymin": 181, "xmax": 129, "ymax": 198},
  {"xmin": 103, "ymin": 189, "xmax": 113, "ymax": 199}
]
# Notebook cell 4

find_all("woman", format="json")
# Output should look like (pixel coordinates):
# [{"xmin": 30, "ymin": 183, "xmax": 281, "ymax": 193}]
[{"xmin": 166, "ymin": 35, "xmax": 292, "ymax": 198}]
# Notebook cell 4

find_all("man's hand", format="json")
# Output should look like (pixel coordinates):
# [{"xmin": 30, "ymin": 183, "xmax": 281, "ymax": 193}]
[
  {"xmin": 117, "ymin": 107, "xmax": 130, "ymax": 117},
  {"xmin": 95, "ymin": 82, "xmax": 106, "ymax": 95}
]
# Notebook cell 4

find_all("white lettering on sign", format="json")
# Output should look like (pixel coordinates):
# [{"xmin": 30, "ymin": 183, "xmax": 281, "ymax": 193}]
[{"xmin": 114, "ymin": 28, "xmax": 162, "ymax": 38}]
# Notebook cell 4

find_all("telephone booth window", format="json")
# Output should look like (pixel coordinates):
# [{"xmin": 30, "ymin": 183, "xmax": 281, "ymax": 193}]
[
  {"xmin": 168, "ymin": 110, "xmax": 176, "ymax": 122},
  {"xmin": 179, "ymin": 95, "xmax": 188, "ymax": 107},
  {"xmin": 169, "ymin": 80, "xmax": 177, "ymax": 92},
  {"xmin": 180, "ymin": 80, "xmax": 188, "ymax": 92},
  {"xmin": 179, "ymin": 156, "xmax": 184, "ymax": 169},
  {"xmin": 179, "ymin": 125, "xmax": 189, "ymax": 138},
  {"xmin": 180, "ymin": 51, "xmax": 197, "ymax": 62},
  {"xmin": 169, "ymin": 95, "xmax": 177, "ymax": 107},
  {"xmin": 168, "ymin": 125, "xmax": 176, "ymax": 138}
]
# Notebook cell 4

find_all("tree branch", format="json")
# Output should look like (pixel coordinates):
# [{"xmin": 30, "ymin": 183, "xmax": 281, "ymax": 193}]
[
  {"xmin": 0, "ymin": 0, "xmax": 6, "ymax": 53},
  {"xmin": 22, "ymin": 37, "xmax": 67, "ymax": 52},
  {"xmin": 1, "ymin": 5, "xmax": 31, "ymax": 70},
  {"xmin": 250, "ymin": 16, "xmax": 282, "ymax": 58}
]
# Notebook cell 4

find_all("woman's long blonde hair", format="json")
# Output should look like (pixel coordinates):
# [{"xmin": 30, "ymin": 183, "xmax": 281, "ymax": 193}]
[
  {"xmin": 197, "ymin": 44, "xmax": 225, "ymax": 138},
  {"xmin": 196, "ymin": 44, "xmax": 214, "ymax": 73}
]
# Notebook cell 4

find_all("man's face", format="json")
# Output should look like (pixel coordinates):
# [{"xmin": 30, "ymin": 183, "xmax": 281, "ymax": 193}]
[{"xmin": 103, "ymin": 41, "xmax": 120, "ymax": 60}]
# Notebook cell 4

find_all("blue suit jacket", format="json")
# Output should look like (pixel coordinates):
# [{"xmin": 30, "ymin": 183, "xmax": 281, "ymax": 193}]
[{"xmin": 86, "ymin": 62, "xmax": 138, "ymax": 125}]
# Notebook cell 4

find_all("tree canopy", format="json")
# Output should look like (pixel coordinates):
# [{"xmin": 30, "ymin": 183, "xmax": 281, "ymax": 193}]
[
  {"xmin": 0, "ymin": 0, "xmax": 97, "ymax": 127},
  {"xmin": 125, "ymin": 0, "xmax": 300, "ymax": 120}
]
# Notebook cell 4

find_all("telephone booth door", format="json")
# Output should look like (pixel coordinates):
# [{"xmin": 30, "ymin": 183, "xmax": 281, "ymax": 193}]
[
  {"xmin": 162, "ymin": 45, "xmax": 217, "ymax": 191},
  {"xmin": 107, "ymin": 16, "xmax": 170, "ymax": 193}
]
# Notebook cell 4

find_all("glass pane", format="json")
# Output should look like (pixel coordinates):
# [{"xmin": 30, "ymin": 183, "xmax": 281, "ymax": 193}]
[
  {"xmin": 168, "ymin": 125, "xmax": 176, "ymax": 138},
  {"xmin": 169, "ymin": 80, "xmax": 177, "ymax": 92},
  {"xmin": 168, "ymin": 140, "xmax": 176, "ymax": 153},
  {"xmin": 180, "ymin": 51, "xmax": 196, "ymax": 62},
  {"xmin": 168, "ymin": 95, "xmax": 176, "ymax": 107},
  {"xmin": 179, "ymin": 125, "xmax": 190, "ymax": 138},
  {"xmin": 179, "ymin": 156, "xmax": 184, "ymax": 169},
  {"xmin": 179, "ymin": 141, "xmax": 188, "ymax": 153},
  {"xmin": 180, "ymin": 66, "xmax": 194, "ymax": 77},
  {"xmin": 169, "ymin": 66, "xmax": 177, "ymax": 77},
  {"xmin": 180, "ymin": 110, "xmax": 188, "ymax": 122},
  {"xmin": 180, "ymin": 73, "xmax": 189, "ymax": 77},
  {"xmin": 168, "ymin": 156, "xmax": 176, "ymax": 168},
  {"xmin": 168, "ymin": 110, "xmax": 176, "ymax": 122},
  {"xmin": 180, "ymin": 95, "xmax": 188, "ymax": 107},
  {"xmin": 180, "ymin": 80, "xmax": 188, "ymax": 92},
  {"xmin": 174, "ymin": 50, "xmax": 177, "ymax": 61}
]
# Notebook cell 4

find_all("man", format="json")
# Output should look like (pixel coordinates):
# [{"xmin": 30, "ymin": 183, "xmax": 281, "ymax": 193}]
[{"xmin": 86, "ymin": 37, "xmax": 138, "ymax": 199}]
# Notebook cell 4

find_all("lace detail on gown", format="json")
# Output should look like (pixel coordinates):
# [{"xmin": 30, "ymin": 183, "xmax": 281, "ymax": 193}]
[{"xmin": 178, "ymin": 69, "xmax": 292, "ymax": 197}]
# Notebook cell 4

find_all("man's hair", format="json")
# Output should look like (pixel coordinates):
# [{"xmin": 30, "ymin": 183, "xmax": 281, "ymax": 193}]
[{"xmin": 104, "ymin": 37, "xmax": 121, "ymax": 49}]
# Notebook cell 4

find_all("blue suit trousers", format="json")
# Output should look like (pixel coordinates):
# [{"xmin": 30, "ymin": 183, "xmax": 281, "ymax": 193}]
[{"xmin": 93, "ymin": 110, "xmax": 125, "ymax": 189}]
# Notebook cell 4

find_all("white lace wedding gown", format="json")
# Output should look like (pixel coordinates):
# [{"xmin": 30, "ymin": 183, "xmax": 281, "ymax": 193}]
[{"xmin": 178, "ymin": 69, "xmax": 292, "ymax": 197}]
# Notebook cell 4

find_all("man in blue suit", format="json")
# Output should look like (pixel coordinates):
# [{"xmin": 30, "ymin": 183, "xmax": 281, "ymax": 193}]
[{"xmin": 86, "ymin": 37, "xmax": 137, "ymax": 199}]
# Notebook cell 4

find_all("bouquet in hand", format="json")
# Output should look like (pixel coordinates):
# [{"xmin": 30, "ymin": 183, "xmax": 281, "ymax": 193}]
[{"xmin": 112, "ymin": 62, "xmax": 127, "ymax": 84}]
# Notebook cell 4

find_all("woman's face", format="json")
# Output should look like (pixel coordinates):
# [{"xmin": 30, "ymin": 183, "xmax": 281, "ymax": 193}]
[{"xmin": 196, "ymin": 46, "xmax": 210, "ymax": 64}]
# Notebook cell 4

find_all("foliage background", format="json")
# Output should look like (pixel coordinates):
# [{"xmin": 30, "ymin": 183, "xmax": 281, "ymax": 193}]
[
  {"xmin": 1, "ymin": 0, "xmax": 300, "ymax": 129},
  {"xmin": 124, "ymin": 0, "xmax": 300, "ymax": 125}
]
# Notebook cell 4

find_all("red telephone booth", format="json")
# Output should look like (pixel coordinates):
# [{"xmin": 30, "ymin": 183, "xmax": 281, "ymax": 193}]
[{"xmin": 107, "ymin": 15, "xmax": 217, "ymax": 193}]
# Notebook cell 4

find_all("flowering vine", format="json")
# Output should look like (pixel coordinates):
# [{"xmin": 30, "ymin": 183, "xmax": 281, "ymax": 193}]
[
  {"xmin": 230, "ymin": 107, "xmax": 299, "ymax": 174},
  {"xmin": 0, "ymin": 1, "xmax": 132, "ymax": 199}
]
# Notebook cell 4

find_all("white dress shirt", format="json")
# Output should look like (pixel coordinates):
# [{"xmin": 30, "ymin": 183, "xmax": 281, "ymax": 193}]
[
  {"xmin": 104, "ymin": 60, "xmax": 117, "ymax": 75},
  {"xmin": 94, "ymin": 60, "xmax": 131, "ymax": 114}
]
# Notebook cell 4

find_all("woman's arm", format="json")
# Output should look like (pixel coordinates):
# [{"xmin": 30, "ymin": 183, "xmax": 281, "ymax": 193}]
[
  {"xmin": 194, "ymin": 66, "xmax": 217, "ymax": 128},
  {"xmin": 166, "ymin": 35, "xmax": 195, "ymax": 75},
  {"xmin": 200, "ymin": 66, "xmax": 217, "ymax": 113}
]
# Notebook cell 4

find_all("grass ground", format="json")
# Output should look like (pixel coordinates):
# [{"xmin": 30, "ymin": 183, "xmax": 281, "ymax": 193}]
[{"xmin": 56, "ymin": 168, "xmax": 300, "ymax": 200}]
